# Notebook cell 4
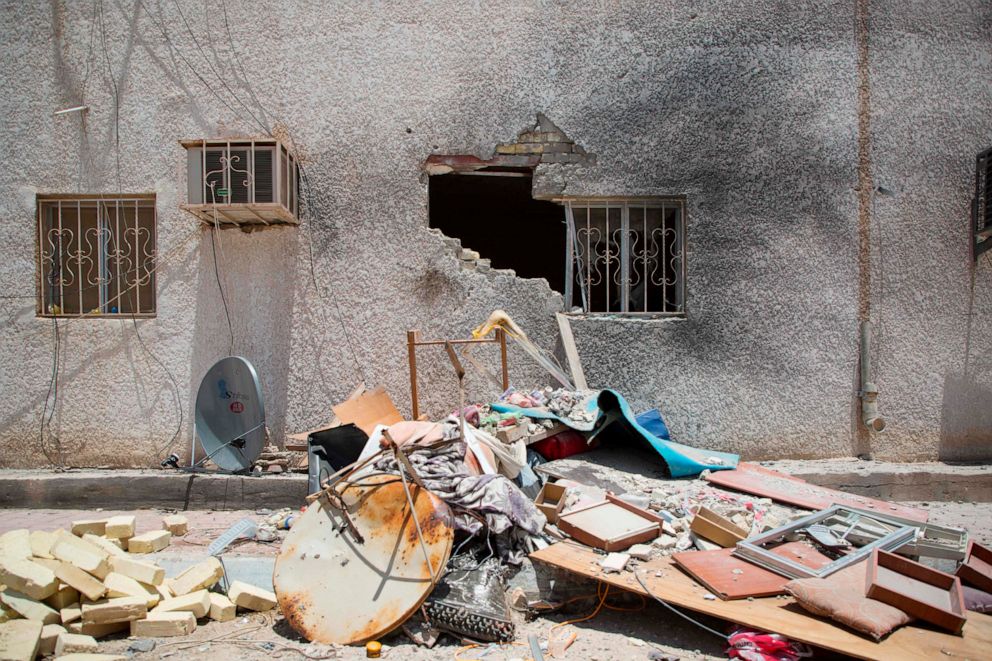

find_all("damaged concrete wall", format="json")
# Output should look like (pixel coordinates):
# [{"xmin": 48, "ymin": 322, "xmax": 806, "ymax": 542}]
[{"xmin": 0, "ymin": 0, "xmax": 988, "ymax": 468}]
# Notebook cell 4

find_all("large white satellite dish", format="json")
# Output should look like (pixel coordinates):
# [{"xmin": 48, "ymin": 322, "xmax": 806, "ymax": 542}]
[{"xmin": 193, "ymin": 356, "xmax": 266, "ymax": 473}]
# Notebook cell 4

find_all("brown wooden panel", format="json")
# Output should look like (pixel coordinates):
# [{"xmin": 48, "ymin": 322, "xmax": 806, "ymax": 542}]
[
  {"xmin": 531, "ymin": 542, "xmax": 992, "ymax": 660},
  {"xmin": 331, "ymin": 387, "xmax": 403, "ymax": 436},
  {"xmin": 705, "ymin": 463, "xmax": 928, "ymax": 523}
]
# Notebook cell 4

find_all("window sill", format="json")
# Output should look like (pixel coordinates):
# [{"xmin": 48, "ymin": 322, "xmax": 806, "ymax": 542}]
[
  {"xmin": 563, "ymin": 312, "xmax": 687, "ymax": 323},
  {"xmin": 37, "ymin": 313, "xmax": 158, "ymax": 319}
]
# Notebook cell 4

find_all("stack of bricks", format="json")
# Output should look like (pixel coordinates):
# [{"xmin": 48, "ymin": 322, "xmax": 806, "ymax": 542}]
[
  {"xmin": 494, "ymin": 113, "xmax": 594, "ymax": 165},
  {"xmin": 0, "ymin": 514, "xmax": 278, "ymax": 658}
]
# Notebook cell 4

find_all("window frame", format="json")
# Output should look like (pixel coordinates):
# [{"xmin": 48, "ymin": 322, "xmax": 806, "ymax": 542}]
[
  {"xmin": 560, "ymin": 196, "xmax": 687, "ymax": 318},
  {"xmin": 35, "ymin": 194, "xmax": 158, "ymax": 318}
]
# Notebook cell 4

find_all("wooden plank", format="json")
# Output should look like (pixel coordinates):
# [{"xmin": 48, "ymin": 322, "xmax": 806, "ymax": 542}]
[
  {"xmin": 331, "ymin": 387, "xmax": 403, "ymax": 436},
  {"xmin": 705, "ymin": 463, "xmax": 929, "ymax": 523},
  {"xmin": 673, "ymin": 542, "xmax": 832, "ymax": 600},
  {"xmin": 555, "ymin": 313, "xmax": 587, "ymax": 390},
  {"xmin": 531, "ymin": 542, "xmax": 992, "ymax": 660}
]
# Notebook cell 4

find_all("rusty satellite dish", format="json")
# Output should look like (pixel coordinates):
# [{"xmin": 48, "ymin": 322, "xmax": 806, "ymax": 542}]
[{"xmin": 273, "ymin": 473, "xmax": 454, "ymax": 644}]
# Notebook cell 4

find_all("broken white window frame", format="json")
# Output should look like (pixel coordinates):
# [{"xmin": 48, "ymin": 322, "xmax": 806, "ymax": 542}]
[
  {"xmin": 36, "ymin": 194, "xmax": 157, "ymax": 318},
  {"xmin": 733, "ymin": 505, "xmax": 918, "ymax": 580},
  {"xmin": 560, "ymin": 197, "xmax": 687, "ymax": 317}
]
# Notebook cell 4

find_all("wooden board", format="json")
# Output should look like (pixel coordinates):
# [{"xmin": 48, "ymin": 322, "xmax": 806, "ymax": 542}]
[
  {"xmin": 331, "ymin": 387, "xmax": 403, "ymax": 437},
  {"xmin": 673, "ymin": 542, "xmax": 833, "ymax": 600},
  {"xmin": 555, "ymin": 313, "xmax": 587, "ymax": 390},
  {"xmin": 558, "ymin": 501, "xmax": 659, "ymax": 551},
  {"xmin": 531, "ymin": 542, "xmax": 992, "ymax": 660},
  {"xmin": 705, "ymin": 463, "xmax": 929, "ymax": 523}
]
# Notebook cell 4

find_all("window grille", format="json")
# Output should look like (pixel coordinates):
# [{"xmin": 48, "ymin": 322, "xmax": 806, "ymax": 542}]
[
  {"xmin": 36, "ymin": 195, "xmax": 157, "ymax": 317},
  {"xmin": 974, "ymin": 147, "xmax": 992, "ymax": 259},
  {"xmin": 182, "ymin": 138, "xmax": 300, "ymax": 227},
  {"xmin": 563, "ymin": 198, "xmax": 686, "ymax": 315}
]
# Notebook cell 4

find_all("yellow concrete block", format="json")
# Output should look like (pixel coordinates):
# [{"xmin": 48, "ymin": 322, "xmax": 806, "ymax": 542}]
[
  {"xmin": 28, "ymin": 530, "xmax": 56, "ymax": 560},
  {"xmin": 60, "ymin": 603, "xmax": 81, "ymax": 625},
  {"xmin": 38, "ymin": 622, "xmax": 66, "ymax": 656},
  {"xmin": 126, "ymin": 531, "xmax": 171, "ymax": 554},
  {"xmin": 227, "ymin": 581, "xmax": 277, "ymax": 612},
  {"xmin": 0, "ymin": 601, "xmax": 20, "ymax": 624},
  {"xmin": 80, "ymin": 596, "xmax": 146, "ymax": 625},
  {"xmin": 103, "ymin": 516, "xmax": 136, "ymax": 540},
  {"xmin": 152, "ymin": 589, "xmax": 209, "ymax": 618},
  {"xmin": 50, "ymin": 654, "xmax": 126, "ymax": 661},
  {"xmin": 207, "ymin": 592, "xmax": 235, "ymax": 622},
  {"xmin": 170, "ymin": 558, "xmax": 223, "ymax": 596},
  {"xmin": 50, "ymin": 561, "xmax": 107, "ymax": 602},
  {"xmin": 55, "ymin": 631, "xmax": 99, "ymax": 655},
  {"xmin": 102, "ymin": 573, "xmax": 158, "ymax": 608},
  {"xmin": 0, "ymin": 558, "xmax": 57, "ymax": 600},
  {"xmin": 50, "ymin": 533, "xmax": 109, "ymax": 579},
  {"xmin": 161, "ymin": 515, "xmax": 188, "ymax": 536},
  {"xmin": 43, "ymin": 583, "xmax": 80, "ymax": 610},
  {"xmin": 107, "ymin": 555, "xmax": 164, "ymax": 586},
  {"xmin": 0, "ymin": 589, "xmax": 60, "ymax": 624},
  {"xmin": 66, "ymin": 619, "xmax": 129, "ymax": 638},
  {"xmin": 70, "ymin": 520, "xmax": 108, "ymax": 537},
  {"xmin": 82, "ymin": 535, "xmax": 126, "ymax": 558},
  {"xmin": 130, "ymin": 610, "xmax": 196, "ymax": 637},
  {"xmin": 0, "ymin": 619, "xmax": 42, "ymax": 661},
  {"xmin": 0, "ymin": 530, "xmax": 32, "ymax": 561}
]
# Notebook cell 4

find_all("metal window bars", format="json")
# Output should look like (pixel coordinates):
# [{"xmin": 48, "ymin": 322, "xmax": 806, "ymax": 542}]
[
  {"xmin": 563, "ymin": 198, "xmax": 686, "ymax": 316},
  {"xmin": 36, "ymin": 196, "xmax": 157, "ymax": 317}
]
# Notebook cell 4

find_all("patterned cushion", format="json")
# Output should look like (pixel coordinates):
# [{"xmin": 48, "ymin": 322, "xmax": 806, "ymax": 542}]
[{"xmin": 785, "ymin": 562, "xmax": 911, "ymax": 640}]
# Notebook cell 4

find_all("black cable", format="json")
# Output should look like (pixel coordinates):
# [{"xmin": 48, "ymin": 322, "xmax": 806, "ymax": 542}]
[
  {"xmin": 218, "ymin": 0, "xmax": 272, "ymax": 134},
  {"xmin": 39, "ymin": 317, "xmax": 63, "ymax": 467},
  {"xmin": 209, "ymin": 226, "xmax": 234, "ymax": 356},
  {"xmin": 633, "ymin": 571, "xmax": 729, "ymax": 641},
  {"xmin": 97, "ymin": 2, "xmax": 121, "ymax": 193},
  {"xmin": 131, "ymin": 317, "xmax": 184, "ymax": 459}
]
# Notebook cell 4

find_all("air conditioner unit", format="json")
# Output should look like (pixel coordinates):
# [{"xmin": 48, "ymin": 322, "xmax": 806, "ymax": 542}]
[{"xmin": 181, "ymin": 138, "xmax": 300, "ymax": 227}]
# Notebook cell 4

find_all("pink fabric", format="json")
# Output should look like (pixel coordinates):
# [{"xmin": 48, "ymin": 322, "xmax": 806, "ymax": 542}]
[{"xmin": 785, "ymin": 563, "xmax": 911, "ymax": 640}]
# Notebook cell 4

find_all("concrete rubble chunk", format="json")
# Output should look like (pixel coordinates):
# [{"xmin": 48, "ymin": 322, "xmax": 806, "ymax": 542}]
[
  {"xmin": 161, "ymin": 515, "xmax": 188, "ymax": 536},
  {"xmin": 153, "ymin": 589, "xmax": 210, "ymax": 618},
  {"xmin": 43, "ymin": 583, "xmax": 80, "ymax": 610},
  {"xmin": 50, "ymin": 561, "xmax": 107, "ymax": 602},
  {"xmin": 0, "ymin": 557, "xmax": 58, "ymax": 600},
  {"xmin": 80, "ymin": 596, "xmax": 147, "ymax": 624},
  {"xmin": 28, "ymin": 530, "xmax": 56, "ymax": 559},
  {"xmin": 67, "ymin": 620, "xmax": 129, "ymax": 637},
  {"xmin": 70, "ymin": 520, "xmax": 108, "ymax": 537},
  {"xmin": 227, "ymin": 581, "xmax": 277, "ymax": 612},
  {"xmin": 207, "ymin": 592, "xmax": 235, "ymax": 622},
  {"xmin": 55, "ymin": 631, "xmax": 100, "ymax": 655},
  {"xmin": 82, "ymin": 534, "xmax": 126, "ymax": 557},
  {"xmin": 169, "ymin": 557, "xmax": 223, "ymax": 596},
  {"xmin": 102, "ymin": 573, "xmax": 158, "ymax": 608},
  {"xmin": 0, "ymin": 619, "xmax": 42, "ymax": 661},
  {"xmin": 104, "ymin": 516, "xmax": 136, "ymax": 540},
  {"xmin": 600, "ymin": 552, "xmax": 630, "ymax": 574},
  {"xmin": 39, "ymin": 622, "xmax": 66, "ymax": 656},
  {"xmin": 627, "ymin": 544, "xmax": 653, "ymax": 561},
  {"xmin": 108, "ymin": 556, "xmax": 164, "ymax": 587},
  {"xmin": 130, "ymin": 610, "xmax": 196, "ymax": 637},
  {"xmin": 126, "ymin": 531, "xmax": 170, "ymax": 554},
  {"xmin": 0, "ymin": 589, "xmax": 60, "ymax": 624},
  {"xmin": 0, "ymin": 530, "xmax": 32, "ymax": 561},
  {"xmin": 50, "ymin": 533, "xmax": 110, "ymax": 579}
]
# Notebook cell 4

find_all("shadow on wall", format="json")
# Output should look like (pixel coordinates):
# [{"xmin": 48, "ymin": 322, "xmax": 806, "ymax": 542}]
[{"xmin": 939, "ymin": 373, "xmax": 992, "ymax": 461}]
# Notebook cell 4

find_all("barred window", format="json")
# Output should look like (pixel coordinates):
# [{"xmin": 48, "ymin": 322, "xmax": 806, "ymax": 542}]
[
  {"xmin": 975, "ymin": 147, "xmax": 992, "ymax": 259},
  {"xmin": 36, "ymin": 195, "xmax": 156, "ymax": 317},
  {"xmin": 563, "ymin": 198, "xmax": 686, "ymax": 315}
]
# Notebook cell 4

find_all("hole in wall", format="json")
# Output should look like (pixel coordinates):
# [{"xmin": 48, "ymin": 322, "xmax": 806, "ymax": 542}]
[{"xmin": 428, "ymin": 170, "xmax": 566, "ymax": 293}]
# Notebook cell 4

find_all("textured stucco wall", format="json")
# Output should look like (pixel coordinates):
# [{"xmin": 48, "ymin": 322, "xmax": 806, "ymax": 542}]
[{"xmin": 0, "ymin": 0, "xmax": 988, "ymax": 468}]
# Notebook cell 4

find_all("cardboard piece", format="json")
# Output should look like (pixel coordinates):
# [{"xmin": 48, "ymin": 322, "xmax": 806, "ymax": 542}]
[
  {"xmin": 867, "ymin": 549, "xmax": 966, "ymax": 634},
  {"xmin": 331, "ymin": 387, "xmax": 403, "ymax": 436},
  {"xmin": 531, "ymin": 542, "xmax": 992, "ymax": 660}
]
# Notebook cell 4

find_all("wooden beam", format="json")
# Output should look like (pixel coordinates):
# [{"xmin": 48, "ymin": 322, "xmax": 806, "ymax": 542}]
[{"xmin": 556, "ymin": 313, "xmax": 587, "ymax": 389}]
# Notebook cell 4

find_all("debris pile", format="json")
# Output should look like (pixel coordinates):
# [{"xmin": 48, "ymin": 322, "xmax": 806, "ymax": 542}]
[{"xmin": 0, "ymin": 514, "xmax": 276, "ymax": 660}]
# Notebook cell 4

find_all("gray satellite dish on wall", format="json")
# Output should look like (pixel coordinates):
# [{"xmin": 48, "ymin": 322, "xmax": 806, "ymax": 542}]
[{"xmin": 193, "ymin": 356, "xmax": 266, "ymax": 473}]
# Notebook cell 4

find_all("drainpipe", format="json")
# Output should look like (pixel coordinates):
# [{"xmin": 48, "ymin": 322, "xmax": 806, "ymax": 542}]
[{"xmin": 859, "ymin": 320, "xmax": 886, "ymax": 432}]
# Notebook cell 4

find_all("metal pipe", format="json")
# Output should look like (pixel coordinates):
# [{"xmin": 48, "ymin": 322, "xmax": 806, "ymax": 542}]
[{"xmin": 859, "ymin": 320, "xmax": 886, "ymax": 432}]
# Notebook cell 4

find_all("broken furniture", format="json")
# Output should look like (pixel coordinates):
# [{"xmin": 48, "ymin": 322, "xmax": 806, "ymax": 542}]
[
  {"xmin": 690, "ymin": 506, "xmax": 749, "ymax": 548},
  {"xmin": 733, "ymin": 505, "xmax": 917, "ymax": 580},
  {"xmin": 273, "ymin": 473, "xmax": 454, "ymax": 644},
  {"xmin": 866, "ymin": 549, "xmax": 967, "ymax": 634},
  {"xmin": 957, "ymin": 541, "xmax": 992, "ymax": 593},
  {"xmin": 705, "ymin": 462, "xmax": 929, "ymax": 522},
  {"xmin": 531, "ymin": 542, "xmax": 992, "ymax": 659},
  {"xmin": 556, "ymin": 494, "xmax": 663, "ymax": 552},
  {"xmin": 534, "ymin": 483, "xmax": 568, "ymax": 524}
]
